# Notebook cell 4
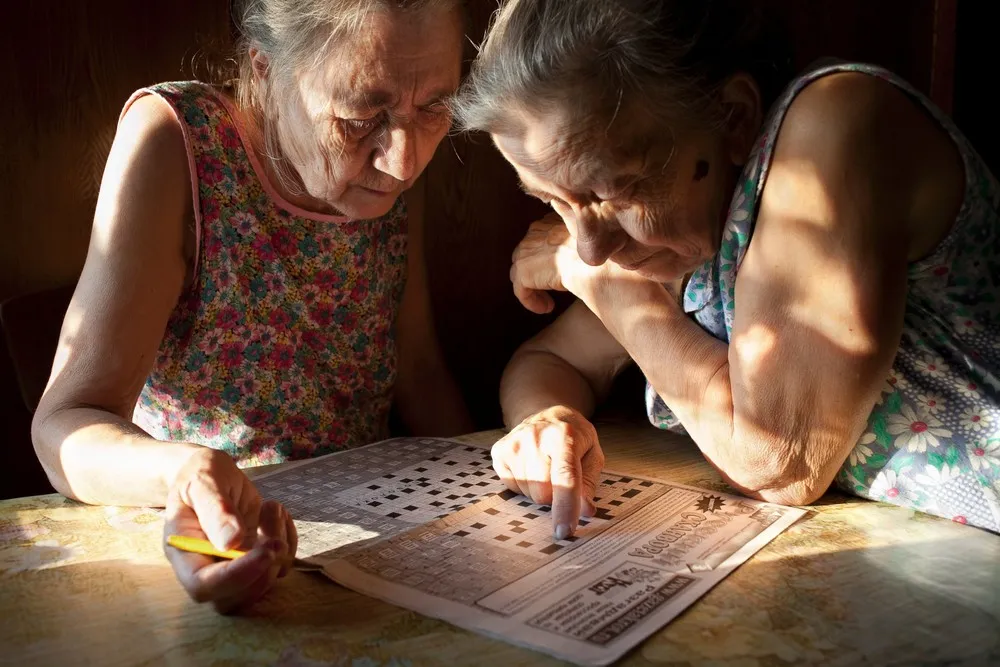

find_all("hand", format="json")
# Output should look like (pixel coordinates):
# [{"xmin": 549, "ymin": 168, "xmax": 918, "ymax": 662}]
[
  {"xmin": 492, "ymin": 406, "xmax": 605, "ymax": 539},
  {"xmin": 163, "ymin": 447, "xmax": 298, "ymax": 614},
  {"xmin": 510, "ymin": 214, "xmax": 603, "ymax": 314}
]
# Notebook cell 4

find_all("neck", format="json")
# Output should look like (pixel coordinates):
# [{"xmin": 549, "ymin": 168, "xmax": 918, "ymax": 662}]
[{"xmin": 232, "ymin": 100, "xmax": 345, "ymax": 217}]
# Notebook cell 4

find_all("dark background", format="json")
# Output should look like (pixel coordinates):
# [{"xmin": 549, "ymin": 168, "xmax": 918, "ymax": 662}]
[{"xmin": 1, "ymin": 1, "xmax": 992, "ymax": 500}]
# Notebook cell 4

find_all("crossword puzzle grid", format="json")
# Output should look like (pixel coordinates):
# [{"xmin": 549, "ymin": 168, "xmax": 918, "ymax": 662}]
[
  {"xmin": 333, "ymin": 444, "xmax": 506, "ymax": 524},
  {"xmin": 254, "ymin": 438, "xmax": 506, "ymax": 559},
  {"xmin": 345, "ymin": 472, "xmax": 669, "ymax": 604},
  {"xmin": 449, "ymin": 473, "xmax": 665, "ymax": 557}
]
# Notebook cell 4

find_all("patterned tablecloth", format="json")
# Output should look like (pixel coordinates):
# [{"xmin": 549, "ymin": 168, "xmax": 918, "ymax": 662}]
[{"xmin": 1, "ymin": 424, "xmax": 998, "ymax": 667}]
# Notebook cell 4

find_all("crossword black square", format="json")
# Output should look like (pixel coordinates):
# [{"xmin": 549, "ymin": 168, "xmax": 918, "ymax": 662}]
[
  {"xmin": 518, "ymin": 501, "xmax": 532, "ymax": 508},
  {"xmin": 471, "ymin": 523, "xmax": 486, "ymax": 529},
  {"xmin": 367, "ymin": 485, "xmax": 380, "ymax": 490},
  {"xmin": 524, "ymin": 513, "xmax": 539, "ymax": 520},
  {"xmin": 387, "ymin": 512, "xmax": 401, "ymax": 518},
  {"xmin": 484, "ymin": 508, "xmax": 500, "ymax": 516},
  {"xmin": 494, "ymin": 535, "xmax": 510, "ymax": 542},
  {"xmin": 385, "ymin": 494, "xmax": 399, "ymax": 500},
  {"xmin": 540, "ymin": 544, "xmax": 563, "ymax": 555},
  {"xmin": 511, "ymin": 527, "xmax": 526, "ymax": 534},
  {"xmin": 404, "ymin": 505, "xmax": 418, "ymax": 511},
  {"xmin": 508, "ymin": 520, "xmax": 522, "ymax": 526},
  {"xmin": 622, "ymin": 489, "xmax": 641, "ymax": 498},
  {"xmin": 517, "ymin": 541, "xmax": 533, "ymax": 548}
]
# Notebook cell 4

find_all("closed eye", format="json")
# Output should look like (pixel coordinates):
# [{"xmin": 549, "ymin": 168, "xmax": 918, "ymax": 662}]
[{"xmin": 343, "ymin": 114, "xmax": 384, "ymax": 138}]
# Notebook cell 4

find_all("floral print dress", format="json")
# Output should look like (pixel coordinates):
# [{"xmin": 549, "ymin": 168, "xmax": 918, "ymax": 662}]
[
  {"xmin": 127, "ymin": 82, "xmax": 409, "ymax": 467},
  {"xmin": 646, "ymin": 62, "xmax": 1000, "ymax": 533}
]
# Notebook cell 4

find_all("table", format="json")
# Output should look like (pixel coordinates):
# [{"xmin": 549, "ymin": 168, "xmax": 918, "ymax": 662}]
[{"xmin": 1, "ymin": 423, "xmax": 998, "ymax": 666}]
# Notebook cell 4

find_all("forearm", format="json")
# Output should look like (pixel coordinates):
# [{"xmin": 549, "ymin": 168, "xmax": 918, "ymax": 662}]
[
  {"xmin": 32, "ymin": 406, "xmax": 203, "ymax": 507},
  {"xmin": 500, "ymin": 348, "xmax": 598, "ymax": 428},
  {"xmin": 581, "ymin": 279, "xmax": 756, "ymax": 488}
]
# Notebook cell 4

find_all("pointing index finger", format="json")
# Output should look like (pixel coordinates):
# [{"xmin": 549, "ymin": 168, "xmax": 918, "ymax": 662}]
[{"xmin": 539, "ymin": 421, "xmax": 582, "ymax": 540}]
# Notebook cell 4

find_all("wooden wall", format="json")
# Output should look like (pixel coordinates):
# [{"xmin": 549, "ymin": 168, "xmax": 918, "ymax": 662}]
[{"xmin": 0, "ymin": 0, "xmax": 968, "ymax": 498}]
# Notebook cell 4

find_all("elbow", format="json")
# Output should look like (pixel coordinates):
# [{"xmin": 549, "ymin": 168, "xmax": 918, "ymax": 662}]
[
  {"xmin": 720, "ymin": 437, "xmax": 829, "ymax": 507},
  {"xmin": 30, "ymin": 405, "xmax": 79, "ymax": 502},
  {"xmin": 755, "ymin": 483, "xmax": 827, "ymax": 507}
]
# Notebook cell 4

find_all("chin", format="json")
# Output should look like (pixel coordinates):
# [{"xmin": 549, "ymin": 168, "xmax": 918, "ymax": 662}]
[{"xmin": 330, "ymin": 190, "xmax": 400, "ymax": 220}]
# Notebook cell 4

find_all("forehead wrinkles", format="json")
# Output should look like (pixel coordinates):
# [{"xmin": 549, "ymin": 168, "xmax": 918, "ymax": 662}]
[
  {"xmin": 518, "ymin": 124, "xmax": 610, "ymax": 192},
  {"xmin": 306, "ymin": 10, "xmax": 460, "ymax": 114}
]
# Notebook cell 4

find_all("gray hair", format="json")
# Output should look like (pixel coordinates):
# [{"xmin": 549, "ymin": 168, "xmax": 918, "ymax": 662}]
[
  {"xmin": 453, "ymin": 0, "xmax": 789, "ymax": 138},
  {"xmin": 234, "ymin": 0, "xmax": 464, "ymax": 195}
]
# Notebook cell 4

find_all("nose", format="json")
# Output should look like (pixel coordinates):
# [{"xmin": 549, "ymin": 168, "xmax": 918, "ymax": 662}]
[
  {"xmin": 373, "ymin": 125, "xmax": 415, "ymax": 182},
  {"xmin": 568, "ymin": 205, "xmax": 626, "ymax": 266}
]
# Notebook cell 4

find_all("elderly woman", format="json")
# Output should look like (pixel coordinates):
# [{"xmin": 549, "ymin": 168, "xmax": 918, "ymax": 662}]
[
  {"xmin": 32, "ymin": 0, "xmax": 471, "ymax": 610},
  {"xmin": 455, "ymin": 0, "xmax": 1000, "ymax": 537}
]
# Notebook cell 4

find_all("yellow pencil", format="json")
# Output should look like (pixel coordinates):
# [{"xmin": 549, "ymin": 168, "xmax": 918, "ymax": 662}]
[{"xmin": 166, "ymin": 534, "xmax": 323, "ymax": 571}]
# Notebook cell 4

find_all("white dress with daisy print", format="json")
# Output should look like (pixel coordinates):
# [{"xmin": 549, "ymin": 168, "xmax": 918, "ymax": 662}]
[{"xmin": 646, "ymin": 61, "xmax": 1000, "ymax": 533}]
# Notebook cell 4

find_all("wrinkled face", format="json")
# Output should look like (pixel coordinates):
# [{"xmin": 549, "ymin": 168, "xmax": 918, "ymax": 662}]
[
  {"xmin": 494, "ymin": 104, "xmax": 744, "ymax": 282},
  {"xmin": 274, "ymin": 7, "xmax": 463, "ymax": 219}
]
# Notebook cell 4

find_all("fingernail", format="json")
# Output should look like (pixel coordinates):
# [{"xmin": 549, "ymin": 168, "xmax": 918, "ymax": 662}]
[{"xmin": 555, "ymin": 523, "xmax": 572, "ymax": 540}]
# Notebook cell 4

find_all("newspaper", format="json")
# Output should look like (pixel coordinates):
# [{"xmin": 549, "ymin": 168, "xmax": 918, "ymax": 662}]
[{"xmin": 255, "ymin": 438, "xmax": 805, "ymax": 664}]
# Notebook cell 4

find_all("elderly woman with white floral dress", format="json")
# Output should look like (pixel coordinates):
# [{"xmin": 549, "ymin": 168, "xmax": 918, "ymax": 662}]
[{"xmin": 456, "ymin": 0, "xmax": 1000, "ymax": 536}]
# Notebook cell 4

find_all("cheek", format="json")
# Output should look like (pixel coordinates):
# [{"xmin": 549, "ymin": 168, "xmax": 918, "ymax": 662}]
[{"xmin": 619, "ymin": 198, "xmax": 678, "ymax": 247}]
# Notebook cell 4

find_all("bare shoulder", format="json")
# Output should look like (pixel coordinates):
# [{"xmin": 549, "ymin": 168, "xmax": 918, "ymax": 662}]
[
  {"xmin": 780, "ymin": 72, "xmax": 924, "ymax": 157},
  {"xmin": 115, "ymin": 93, "xmax": 190, "ymax": 172},
  {"xmin": 95, "ymin": 92, "xmax": 194, "ymax": 270},
  {"xmin": 765, "ymin": 71, "xmax": 963, "ymax": 256}
]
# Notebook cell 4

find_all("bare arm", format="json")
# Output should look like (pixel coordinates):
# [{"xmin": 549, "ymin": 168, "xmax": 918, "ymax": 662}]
[
  {"xmin": 577, "ymin": 74, "xmax": 957, "ymax": 504},
  {"xmin": 393, "ymin": 177, "xmax": 475, "ymax": 436},
  {"xmin": 32, "ymin": 94, "xmax": 205, "ymax": 506},
  {"xmin": 500, "ymin": 300, "xmax": 633, "ymax": 428}
]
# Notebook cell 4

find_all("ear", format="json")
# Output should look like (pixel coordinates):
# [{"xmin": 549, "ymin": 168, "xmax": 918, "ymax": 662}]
[
  {"xmin": 249, "ymin": 46, "xmax": 270, "ymax": 81},
  {"xmin": 719, "ymin": 73, "xmax": 762, "ymax": 166}
]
